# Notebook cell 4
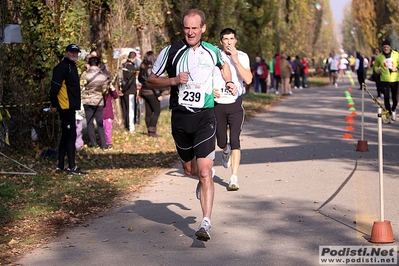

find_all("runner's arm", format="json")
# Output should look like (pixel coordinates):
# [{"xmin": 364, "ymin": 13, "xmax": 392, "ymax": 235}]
[
  {"xmin": 230, "ymin": 53, "xmax": 252, "ymax": 85},
  {"xmin": 220, "ymin": 63, "xmax": 238, "ymax": 95},
  {"xmin": 147, "ymin": 72, "xmax": 189, "ymax": 89}
]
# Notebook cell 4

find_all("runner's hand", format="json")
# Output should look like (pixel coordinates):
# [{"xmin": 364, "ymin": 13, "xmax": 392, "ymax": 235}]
[
  {"xmin": 214, "ymin": 88, "xmax": 221, "ymax": 98},
  {"xmin": 176, "ymin": 72, "xmax": 189, "ymax": 85},
  {"xmin": 226, "ymin": 82, "xmax": 238, "ymax": 96},
  {"xmin": 227, "ymin": 45, "xmax": 238, "ymax": 63}
]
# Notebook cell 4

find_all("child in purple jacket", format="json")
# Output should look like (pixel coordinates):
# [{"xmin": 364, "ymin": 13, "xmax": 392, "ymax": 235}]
[{"xmin": 103, "ymin": 85, "xmax": 119, "ymax": 150}]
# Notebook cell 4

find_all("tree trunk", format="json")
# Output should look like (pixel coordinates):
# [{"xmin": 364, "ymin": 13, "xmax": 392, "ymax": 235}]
[
  {"xmin": 88, "ymin": 1, "xmax": 124, "ymax": 130},
  {"xmin": 136, "ymin": 4, "xmax": 153, "ymax": 53}
]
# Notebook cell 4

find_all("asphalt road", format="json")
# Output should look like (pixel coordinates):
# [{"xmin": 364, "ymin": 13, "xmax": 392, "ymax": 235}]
[{"xmin": 15, "ymin": 78, "xmax": 399, "ymax": 266}]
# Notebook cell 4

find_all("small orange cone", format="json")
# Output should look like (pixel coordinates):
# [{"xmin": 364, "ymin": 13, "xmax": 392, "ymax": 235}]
[
  {"xmin": 345, "ymin": 126, "xmax": 354, "ymax": 131},
  {"xmin": 351, "ymin": 111, "xmax": 358, "ymax": 116},
  {"xmin": 343, "ymin": 134, "xmax": 353, "ymax": 139},
  {"xmin": 347, "ymin": 119, "xmax": 355, "ymax": 124},
  {"xmin": 348, "ymin": 88, "xmax": 353, "ymax": 93}
]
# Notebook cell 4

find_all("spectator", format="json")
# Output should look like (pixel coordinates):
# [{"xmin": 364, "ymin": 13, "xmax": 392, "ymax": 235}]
[
  {"xmin": 121, "ymin": 51, "xmax": 139, "ymax": 132},
  {"xmin": 252, "ymin": 56, "xmax": 261, "ymax": 93},
  {"xmin": 301, "ymin": 57, "xmax": 309, "ymax": 88},
  {"xmin": 138, "ymin": 51, "xmax": 163, "ymax": 137},
  {"xmin": 103, "ymin": 83, "xmax": 119, "ymax": 150},
  {"xmin": 280, "ymin": 53, "xmax": 292, "ymax": 96},
  {"xmin": 293, "ymin": 55, "xmax": 303, "ymax": 89},
  {"xmin": 82, "ymin": 56, "xmax": 109, "ymax": 150},
  {"xmin": 259, "ymin": 59, "xmax": 269, "ymax": 93},
  {"xmin": 49, "ymin": 44, "xmax": 88, "ymax": 175},
  {"xmin": 273, "ymin": 54, "xmax": 281, "ymax": 94},
  {"xmin": 268, "ymin": 56, "xmax": 275, "ymax": 93},
  {"xmin": 355, "ymin": 51, "xmax": 365, "ymax": 91}
]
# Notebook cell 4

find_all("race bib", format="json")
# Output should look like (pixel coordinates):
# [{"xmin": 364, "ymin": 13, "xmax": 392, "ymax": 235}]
[
  {"xmin": 384, "ymin": 58, "xmax": 394, "ymax": 69},
  {"xmin": 218, "ymin": 87, "xmax": 233, "ymax": 98},
  {"xmin": 178, "ymin": 81, "xmax": 205, "ymax": 108},
  {"xmin": 214, "ymin": 86, "xmax": 236, "ymax": 104}
]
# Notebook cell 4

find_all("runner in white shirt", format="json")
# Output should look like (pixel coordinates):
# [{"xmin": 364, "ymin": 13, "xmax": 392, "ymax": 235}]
[
  {"xmin": 213, "ymin": 28, "xmax": 252, "ymax": 192},
  {"xmin": 328, "ymin": 51, "xmax": 340, "ymax": 87},
  {"xmin": 147, "ymin": 9, "xmax": 237, "ymax": 242},
  {"xmin": 339, "ymin": 57, "xmax": 348, "ymax": 82}
]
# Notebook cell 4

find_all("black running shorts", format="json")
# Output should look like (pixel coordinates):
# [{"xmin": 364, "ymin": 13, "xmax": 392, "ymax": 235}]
[
  {"xmin": 171, "ymin": 108, "xmax": 216, "ymax": 162},
  {"xmin": 214, "ymin": 96, "xmax": 244, "ymax": 150}
]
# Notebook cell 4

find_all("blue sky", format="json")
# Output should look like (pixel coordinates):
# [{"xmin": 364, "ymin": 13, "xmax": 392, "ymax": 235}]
[{"xmin": 330, "ymin": 0, "xmax": 351, "ymax": 26}]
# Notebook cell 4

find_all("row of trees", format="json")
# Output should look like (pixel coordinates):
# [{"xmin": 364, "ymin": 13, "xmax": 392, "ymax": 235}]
[
  {"xmin": 0, "ymin": 0, "xmax": 339, "ymax": 149},
  {"xmin": 341, "ymin": 0, "xmax": 399, "ymax": 57}
]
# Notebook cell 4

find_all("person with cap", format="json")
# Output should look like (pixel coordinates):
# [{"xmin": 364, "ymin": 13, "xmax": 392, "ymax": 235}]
[
  {"xmin": 49, "ymin": 44, "xmax": 88, "ymax": 175},
  {"xmin": 373, "ymin": 40, "xmax": 399, "ymax": 123}
]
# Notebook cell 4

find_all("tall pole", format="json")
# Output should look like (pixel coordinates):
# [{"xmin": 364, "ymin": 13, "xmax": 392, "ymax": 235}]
[
  {"xmin": 377, "ymin": 107, "xmax": 384, "ymax": 221},
  {"xmin": 361, "ymin": 83, "xmax": 365, "ymax": 140},
  {"xmin": 369, "ymin": 106, "xmax": 394, "ymax": 244}
]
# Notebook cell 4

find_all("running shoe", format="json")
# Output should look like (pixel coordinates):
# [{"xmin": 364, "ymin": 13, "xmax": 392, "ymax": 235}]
[
  {"xmin": 228, "ymin": 174, "xmax": 240, "ymax": 191},
  {"xmin": 221, "ymin": 144, "xmax": 231, "ymax": 168},
  {"xmin": 67, "ymin": 166, "xmax": 89, "ymax": 176},
  {"xmin": 392, "ymin": 111, "xmax": 396, "ymax": 121},
  {"xmin": 104, "ymin": 144, "xmax": 113, "ymax": 151},
  {"xmin": 195, "ymin": 218, "xmax": 211, "ymax": 241},
  {"xmin": 55, "ymin": 167, "xmax": 66, "ymax": 174},
  {"xmin": 196, "ymin": 168, "xmax": 215, "ymax": 200}
]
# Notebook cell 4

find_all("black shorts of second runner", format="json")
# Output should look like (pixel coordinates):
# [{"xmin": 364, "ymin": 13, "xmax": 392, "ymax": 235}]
[
  {"xmin": 330, "ymin": 70, "xmax": 338, "ymax": 77},
  {"xmin": 171, "ymin": 108, "xmax": 216, "ymax": 163},
  {"xmin": 214, "ymin": 96, "xmax": 244, "ymax": 150}
]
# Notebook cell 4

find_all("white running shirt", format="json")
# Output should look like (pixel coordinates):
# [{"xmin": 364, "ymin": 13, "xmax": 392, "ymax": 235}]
[{"xmin": 214, "ymin": 49, "xmax": 250, "ymax": 104}]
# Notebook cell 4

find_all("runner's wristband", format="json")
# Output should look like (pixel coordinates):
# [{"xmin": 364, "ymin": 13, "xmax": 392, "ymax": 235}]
[{"xmin": 225, "ymin": 81, "xmax": 234, "ymax": 86}]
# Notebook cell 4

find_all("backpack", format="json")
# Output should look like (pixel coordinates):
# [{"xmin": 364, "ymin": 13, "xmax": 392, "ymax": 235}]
[{"xmin": 257, "ymin": 65, "xmax": 264, "ymax": 75}]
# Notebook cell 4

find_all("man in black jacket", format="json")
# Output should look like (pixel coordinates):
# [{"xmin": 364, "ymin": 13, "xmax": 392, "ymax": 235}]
[
  {"xmin": 121, "ymin": 51, "xmax": 138, "ymax": 132},
  {"xmin": 49, "ymin": 44, "xmax": 88, "ymax": 175}
]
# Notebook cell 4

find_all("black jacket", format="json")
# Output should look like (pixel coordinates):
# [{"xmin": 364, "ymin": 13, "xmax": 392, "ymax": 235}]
[
  {"xmin": 122, "ymin": 60, "xmax": 137, "ymax": 94},
  {"xmin": 50, "ymin": 57, "xmax": 81, "ymax": 110}
]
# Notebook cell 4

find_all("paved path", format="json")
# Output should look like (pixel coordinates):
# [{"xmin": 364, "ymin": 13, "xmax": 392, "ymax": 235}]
[{"xmin": 16, "ymin": 79, "xmax": 399, "ymax": 265}]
